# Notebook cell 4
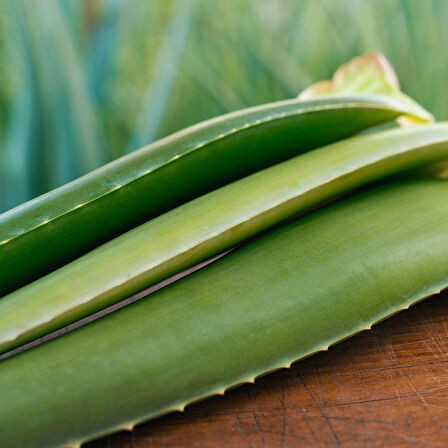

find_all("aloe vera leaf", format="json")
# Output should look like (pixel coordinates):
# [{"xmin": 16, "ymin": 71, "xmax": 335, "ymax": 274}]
[
  {"xmin": 1, "ymin": 177, "xmax": 447, "ymax": 448},
  {"xmin": 2, "ymin": 123, "xmax": 448, "ymax": 355},
  {"xmin": 0, "ymin": 95, "xmax": 423, "ymax": 298}
]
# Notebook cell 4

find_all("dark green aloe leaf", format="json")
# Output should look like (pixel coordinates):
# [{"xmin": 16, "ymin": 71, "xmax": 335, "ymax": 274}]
[{"xmin": 0, "ymin": 94, "xmax": 415, "ymax": 298}]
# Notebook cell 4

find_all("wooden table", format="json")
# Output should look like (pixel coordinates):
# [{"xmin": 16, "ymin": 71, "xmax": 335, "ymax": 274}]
[{"xmin": 89, "ymin": 290, "xmax": 448, "ymax": 447}]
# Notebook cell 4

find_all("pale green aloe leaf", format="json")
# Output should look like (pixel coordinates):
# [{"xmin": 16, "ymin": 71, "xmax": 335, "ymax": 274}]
[
  {"xmin": 298, "ymin": 52, "xmax": 434, "ymax": 124},
  {"xmin": 0, "ymin": 177, "xmax": 447, "ymax": 448},
  {"xmin": 1, "ymin": 123, "xmax": 448, "ymax": 355}
]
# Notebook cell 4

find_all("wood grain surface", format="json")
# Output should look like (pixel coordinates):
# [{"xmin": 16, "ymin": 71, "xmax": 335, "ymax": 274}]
[{"xmin": 88, "ymin": 290, "xmax": 448, "ymax": 448}]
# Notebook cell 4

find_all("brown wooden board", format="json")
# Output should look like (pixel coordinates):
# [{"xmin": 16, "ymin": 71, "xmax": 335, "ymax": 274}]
[{"xmin": 88, "ymin": 290, "xmax": 448, "ymax": 448}]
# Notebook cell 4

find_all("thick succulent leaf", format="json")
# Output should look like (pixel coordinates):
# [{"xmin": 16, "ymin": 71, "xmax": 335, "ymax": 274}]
[
  {"xmin": 0, "ymin": 178, "xmax": 447, "ymax": 448},
  {"xmin": 0, "ymin": 94, "xmax": 412, "ymax": 298},
  {"xmin": 298, "ymin": 52, "xmax": 434, "ymax": 124},
  {"xmin": 2, "ymin": 124, "xmax": 448, "ymax": 353}
]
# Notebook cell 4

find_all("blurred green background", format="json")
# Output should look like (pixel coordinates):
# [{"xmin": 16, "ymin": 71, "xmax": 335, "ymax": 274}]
[{"xmin": 0, "ymin": 0, "xmax": 447, "ymax": 212}]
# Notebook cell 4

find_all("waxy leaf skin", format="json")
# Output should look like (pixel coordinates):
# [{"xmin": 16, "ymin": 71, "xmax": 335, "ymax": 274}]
[
  {"xmin": 0, "ymin": 95, "xmax": 427, "ymax": 297},
  {"xmin": 1, "ymin": 124, "xmax": 448, "ymax": 353},
  {"xmin": 0, "ymin": 178, "xmax": 447, "ymax": 448}
]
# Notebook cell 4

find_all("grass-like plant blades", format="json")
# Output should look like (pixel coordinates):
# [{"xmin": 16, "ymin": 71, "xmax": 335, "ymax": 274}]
[
  {"xmin": 0, "ymin": 177, "xmax": 447, "ymax": 448},
  {"xmin": 3, "ymin": 1, "xmax": 448, "ymax": 213},
  {"xmin": 0, "ymin": 94, "xmax": 421, "ymax": 298},
  {"xmin": 1, "ymin": 1, "xmax": 105, "ymax": 208},
  {"xmin": 2, "ymin": 123, "xmax": 448, "ymax": 353}
]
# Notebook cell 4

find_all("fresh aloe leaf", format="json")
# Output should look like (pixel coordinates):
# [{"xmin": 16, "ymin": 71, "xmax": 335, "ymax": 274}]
[
  {"xmin": 298, "ymin": 52, "xmax": 434, "ymax": 124},
  {"xmin": 0, "ymin": 94, "xmax": 415, "ymax": 298},
  {"xmin": 0, "ymin": 177, "xmax": 446, "ymax": 448},
  {"xmin": 1, "ymin": 123, "xmax": 448, "ymax": 354}
]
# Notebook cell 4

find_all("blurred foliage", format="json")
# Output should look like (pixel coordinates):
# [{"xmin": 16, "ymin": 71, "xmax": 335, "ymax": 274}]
[{"xmin": 0, "ymin": 0, "xmax": 447, "ymax": 212}]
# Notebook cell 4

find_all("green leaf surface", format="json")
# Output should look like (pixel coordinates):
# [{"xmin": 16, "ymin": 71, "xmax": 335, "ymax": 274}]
[
  {"xmin": 2, "ymin": 123, "xmax": 448, "ymax": 354},
  {"xmin": 0, "ymin": 177, "xmax": 447, "ymax": 448},
  {"xmin": 0, "ymin": 95, "xmax": 417, "ymax": 298}
]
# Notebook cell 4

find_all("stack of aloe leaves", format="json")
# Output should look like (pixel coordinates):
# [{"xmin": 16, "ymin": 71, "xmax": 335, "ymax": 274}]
[{"xmin": 0, "ymin": 53, "xmax": 447, "ymax": 447}]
